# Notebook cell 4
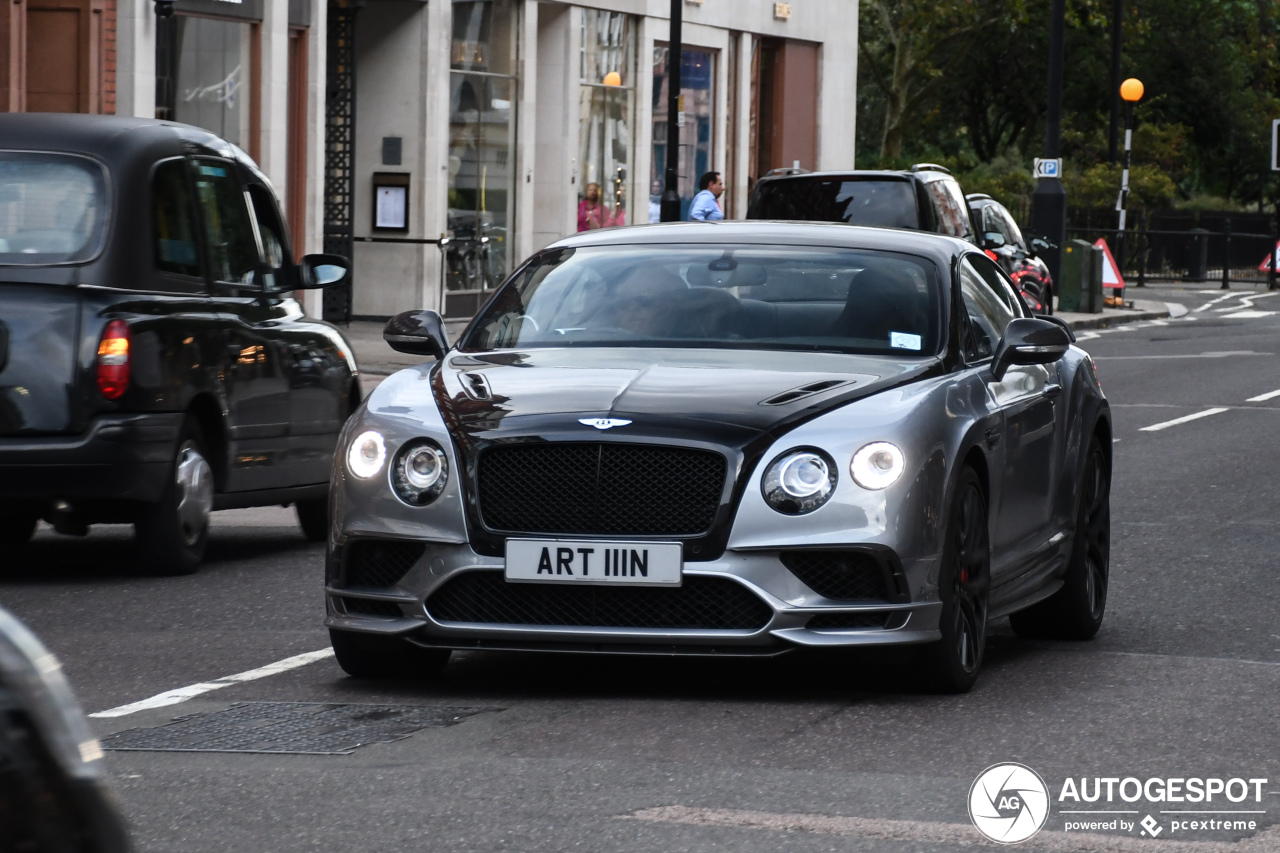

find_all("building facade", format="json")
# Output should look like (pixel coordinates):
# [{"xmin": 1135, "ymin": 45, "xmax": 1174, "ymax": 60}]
[{"xmin": 0, "ymin": 0, "xmax": 859, "ymax": 323}]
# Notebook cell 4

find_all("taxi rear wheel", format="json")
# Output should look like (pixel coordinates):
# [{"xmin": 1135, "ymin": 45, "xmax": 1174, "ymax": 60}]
[
  {"xmin": 0, "ymin": 514, "xmax": 37, "ymax": 549},
  {"xmin": 136, "ymin": 419, "xmax": 213, "ymax": 575},
  {"xmin": 329, "ymin": 628, "xmax": 451, "ymax": 679},
  {"xmin": 295, "ymin": 498, "xmax": 328, "ymax": 542}
]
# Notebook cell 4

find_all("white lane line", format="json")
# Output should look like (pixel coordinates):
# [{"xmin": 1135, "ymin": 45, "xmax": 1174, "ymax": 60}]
[
  {"xmin": 1138, "ymin": 407, "xmax": 1230, "ymax": 432},
  {"xmin": 1195, "ymin": 292, "xmax": 1241, "ymax": 312},
  {"xmin": 625, "ymin": 806, "xmax": 1280, "ymax": 852},
  {"xmin": 1247, "ymin": 388, "xmax": 1280, "ymax": 402},
  {"xmin": 88, "ymin": 648, "xmax": 334, "ymax": 718},
  {"xmin": 1092, "ymin": 351, "xmax": 1270, "ymax": 360},
  {"xmin": 1222, "ymin": 310, "xmax": 1277, "ymax": 319}
]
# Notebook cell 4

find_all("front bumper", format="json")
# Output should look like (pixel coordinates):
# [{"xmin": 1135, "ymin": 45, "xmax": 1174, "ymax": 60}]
[
  {"xmin": 325, "ymin": 538, "xmax": 944, "ymax": 654},
  {"xmin": 0, "ymin": 413, "xmax": 182, "ymax": 503}
]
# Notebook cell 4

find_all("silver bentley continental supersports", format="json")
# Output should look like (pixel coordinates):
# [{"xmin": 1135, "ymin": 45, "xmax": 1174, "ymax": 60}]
[{"xmin": 326, "ymin": 222, "xmax": 1111, "ymax": 692}]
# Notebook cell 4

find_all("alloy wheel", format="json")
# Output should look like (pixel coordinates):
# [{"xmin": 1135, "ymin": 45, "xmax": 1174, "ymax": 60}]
[{"xmin": 174, "ymin": 440, "xmax": 214, "ymax": 547}]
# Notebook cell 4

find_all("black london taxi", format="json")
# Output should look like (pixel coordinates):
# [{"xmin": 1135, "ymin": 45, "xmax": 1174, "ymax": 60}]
[{"xmin": 0, "ymin": 114, "xmax": 358, "ymax": 574}]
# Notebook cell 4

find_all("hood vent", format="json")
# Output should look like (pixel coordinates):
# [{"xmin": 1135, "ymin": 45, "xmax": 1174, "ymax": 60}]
[{"xmin": 760, "ymin": 379, "xmax": 851, "ymax": 407}]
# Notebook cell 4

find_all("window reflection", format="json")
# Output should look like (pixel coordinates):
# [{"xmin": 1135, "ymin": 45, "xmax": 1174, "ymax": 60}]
[{"xmin": 578, "ymin": 10, "xmax": 635, "ymax": 231}]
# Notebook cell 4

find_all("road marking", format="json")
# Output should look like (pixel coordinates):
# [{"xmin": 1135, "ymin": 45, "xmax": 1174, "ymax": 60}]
[
  {"xmin": 625, "ymin": 805, "xmax": 1280, "ymax": 851},
  {"xmin": 1247, "ymin": 388, "xmax": 1280, "ymax": 402},
  {"xmin": 1194, "ymin": 292, "xmax": 1242, "ymax": 312},
  {"xmin": 1139, "ymin": 407, "xmax": 1230, "ymax": 432},
  {"xmin": 1221, "ymin": 310, "xmax": 1277, "ymax": 319},
  {"xmin": 88, "ymin": 648, "xmax": 334, "ymax": 718}
]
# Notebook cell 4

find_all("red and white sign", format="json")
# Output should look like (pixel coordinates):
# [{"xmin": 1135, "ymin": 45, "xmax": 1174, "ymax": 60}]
[
  {"xmin": 1258, "ymin": 242, "xmax": 1280, "ymax": 272},
  {"xmin": 1094, "ymin": 238, "xmax": 1125, "ymax": 291}
]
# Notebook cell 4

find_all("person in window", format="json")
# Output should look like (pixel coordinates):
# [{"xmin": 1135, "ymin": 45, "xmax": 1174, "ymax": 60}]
[
  {"xmin": 648, "ymin": 180, "xmax": 663, "ymax": 224},
  {"xmin": 689, "ymin": 171, "xmax": 725, "ymax": 221},
  {"xmin": 578, "ymin": 182, "xmax": 607, "ymax": 231}
]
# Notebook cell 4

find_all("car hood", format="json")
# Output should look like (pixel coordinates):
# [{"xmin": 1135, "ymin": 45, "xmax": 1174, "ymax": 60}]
[{"xmin": 434, "ymin": 347, "xmax": 938, "ymax": 444}]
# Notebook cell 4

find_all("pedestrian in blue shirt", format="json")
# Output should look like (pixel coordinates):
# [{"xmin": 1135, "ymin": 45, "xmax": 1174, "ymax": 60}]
[{"xmin": 689, "ymin": 171, "xmax": 725, "ymax": 221}]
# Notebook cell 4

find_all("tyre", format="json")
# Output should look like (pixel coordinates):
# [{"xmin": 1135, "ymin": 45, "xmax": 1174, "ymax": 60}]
[
  {"xmin": 920, "ymin": 467, "xmax": 990, "ymax": 693},
  {"xmin": 1010, "ymin": 435, "xmax": 1110, "ymax": 640},
  {"xmin": 295, "ymin": 498, "xmax": 329, "ymax": 542},
  {"xmin": 329, "ymin": 628, "xmax": 451, "ymax": 679},
  {"xmin": 0, "ymin": 513, "xmax": 37, "ymax": 549},
  {"xmin": 136, "ymin": 419, "xmax": 214, "ymax": 575}
]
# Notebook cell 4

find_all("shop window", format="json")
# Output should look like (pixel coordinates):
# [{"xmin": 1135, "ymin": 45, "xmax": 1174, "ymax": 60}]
[
  {"xmin": 577, "ymin": 10, "xmax": 635, "ymax": 231},
  {"xmin": 651, "ymin": 46, "xmax": 715, "ymax": 222},
  {"xmin": 448, "ymin": 0, "xmax": 517, "ymax": 297},
  {"xmin": 159, "ymin": 16, "xmax": 256, "ymax": 152}
]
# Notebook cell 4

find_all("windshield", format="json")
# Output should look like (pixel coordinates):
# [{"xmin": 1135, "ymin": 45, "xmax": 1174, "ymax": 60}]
[
  {"xmin": 748, "ymin": 178, "xmax": 919, "ymax": 229},
  {"xmin": 461, "ymin": 245, "xmax": 944, "ymax": 356},
  {"xmin": 0, "ymin": 152, "xmax": 108, "ymax": 265}
]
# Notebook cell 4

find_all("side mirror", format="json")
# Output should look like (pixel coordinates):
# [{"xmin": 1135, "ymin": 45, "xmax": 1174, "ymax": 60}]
[
  {"xmin": 1028, "ymin": 236, "xmax": 1053, "ymax": 258},
  {"xmin": 991, "ymin": 317, "xmax": 1071, "ymax": 381},
  {"xmin": 298, "ymin": 254, "xmax": 350, "ymax": 289},
  {"xmin": 983, "ymin": 231, "xmax": 1006, "ymax": 249},
  {"xmin": 384, "ymin": 310, "xmax": 450, "ymax": 360}
]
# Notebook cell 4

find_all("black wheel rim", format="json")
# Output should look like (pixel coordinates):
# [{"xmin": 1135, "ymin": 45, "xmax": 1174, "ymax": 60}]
[
  {"xmin": 951, "ymin": 484, "xmax": 989, "ymax": 674},
  {"xmin": 1082, "ymin": 447, "xmax": 1110, "ymax": 621}
]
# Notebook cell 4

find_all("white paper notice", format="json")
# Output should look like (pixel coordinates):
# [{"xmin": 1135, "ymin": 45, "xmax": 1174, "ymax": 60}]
[{"xmin": 376, "ymin": 186, "xmax": 407, "ymax": 229}]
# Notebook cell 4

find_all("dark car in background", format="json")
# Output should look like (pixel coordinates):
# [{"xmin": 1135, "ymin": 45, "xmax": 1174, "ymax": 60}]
[
  {"xmin": 0, "ymin": 114, "xmax": 357, "ymax": 574},
  {"xmin": 746, "ymin": 164, "xmax": 975, "ymax": 242},
  {"xmin": 967, "ymin": 193, "xmax": 1055, "ymax": 315}
]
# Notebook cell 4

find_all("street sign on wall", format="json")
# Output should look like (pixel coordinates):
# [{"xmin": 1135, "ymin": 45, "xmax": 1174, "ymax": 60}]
[{"xmin": 1033, "ymin": 158, "xmax": 1062, "ymax": 179}]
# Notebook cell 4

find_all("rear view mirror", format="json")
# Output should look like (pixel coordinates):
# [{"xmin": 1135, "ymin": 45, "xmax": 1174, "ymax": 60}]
[
  {"xmin": 384, "ymin": 310, "xmax": 450, "ymax": 360},
  {"xmin": 298, "ymin": 254, "xmax": 350, "ymax": 289},
  {"xmin": 991, "ymin": 317, "xmax": 1071, "ymax": 381}
]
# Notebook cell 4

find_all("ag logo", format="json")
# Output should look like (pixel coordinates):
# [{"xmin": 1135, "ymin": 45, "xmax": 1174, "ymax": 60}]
[{"xmin": 968, "ymin": 763, "xmax": 1050, "ymax": 844}]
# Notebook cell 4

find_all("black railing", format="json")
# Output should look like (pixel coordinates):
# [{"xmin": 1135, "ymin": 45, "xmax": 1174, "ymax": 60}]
[{"xmin": 1067, "ymin": 217, "xmax": 1279, "ymax": 290}]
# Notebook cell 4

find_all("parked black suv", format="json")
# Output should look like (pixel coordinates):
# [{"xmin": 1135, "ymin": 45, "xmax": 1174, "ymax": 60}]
[
  {"xmin": 0, "ymin": 115, "xmax": 357, "ymax": 573},
  {"xmin": 746, "ymin": 164, "xmax": 976, "ymax": 242}
]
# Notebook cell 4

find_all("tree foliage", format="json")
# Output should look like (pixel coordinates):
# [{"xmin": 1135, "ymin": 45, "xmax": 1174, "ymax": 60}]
[{"xmin": 855, "ymin": 0, "xmax": 1280, "ymax": 213}]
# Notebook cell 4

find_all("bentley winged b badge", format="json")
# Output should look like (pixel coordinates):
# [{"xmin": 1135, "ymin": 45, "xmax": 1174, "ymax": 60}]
[{"xmin": 578, "ymin": 418, "xmax": 632, "ymax": 431}]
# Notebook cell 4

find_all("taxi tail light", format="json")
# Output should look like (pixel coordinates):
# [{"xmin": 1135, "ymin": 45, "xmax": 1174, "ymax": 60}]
[{"xmin": 96, "ymin": 319, "xmax": 131, "ymax": 400}]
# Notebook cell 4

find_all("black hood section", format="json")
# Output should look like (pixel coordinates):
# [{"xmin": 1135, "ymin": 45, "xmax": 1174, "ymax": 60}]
[{"xmin": 433, "ymin": 348, "xmax": 942, "ymax": 560}]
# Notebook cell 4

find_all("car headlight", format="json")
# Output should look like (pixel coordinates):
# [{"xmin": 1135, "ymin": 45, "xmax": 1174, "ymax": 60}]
[
  {"xmin": 347, "ymin": 430, "xmax": 386, "ymax": 479},
  {"xmin": 391, "ymin": 439, "xmax": 449, "ymax": 506},
  {"xmin": 761, "ymin": 448, "xmax": 837, "ymax": 514},
  {"xmin": 851, "ymin": 442, "xmax": 905, "ymax": 490}
]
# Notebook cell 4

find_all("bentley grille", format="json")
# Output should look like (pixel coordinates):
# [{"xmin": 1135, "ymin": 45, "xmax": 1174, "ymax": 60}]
[
  {"xmin": 427, "ymin": 570, "xmax": 772, "ymax": 631},
  {"xmin": 477, "ymin": 443, "xmax": 727, "ymax": 536}
]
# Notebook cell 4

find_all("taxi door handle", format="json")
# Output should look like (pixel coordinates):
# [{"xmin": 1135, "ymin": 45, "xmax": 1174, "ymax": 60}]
[
  {"xmin": 1043, "ymin": 383, "xmax": 1063, "ymax": 399},
  {"xmin": 985, "ymin": 427, "xmax": 1002, "ymax": 448}
]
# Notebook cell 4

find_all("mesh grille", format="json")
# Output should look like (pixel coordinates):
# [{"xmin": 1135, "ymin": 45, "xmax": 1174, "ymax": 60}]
[
  {"xmin": 340, "ymin": 597, "xmax": 404, "ymax": 618},
  {"xmin": 427, "ymin": 570, "xmax": 771, "ymax": 630},
  {"xmin": 781, "ymin": 551, "xmax": 890, "ymax": 600},
  {"xmin": 477, "ymin": 444, "xmax": 726, "ymax": 536},
  {"xmin": 343, "ymin": 540, "xmax": 426, "ymax": 588},
  {"xmin": 807, "ymin": 612, "xmax": 897, "ymax": 630}
]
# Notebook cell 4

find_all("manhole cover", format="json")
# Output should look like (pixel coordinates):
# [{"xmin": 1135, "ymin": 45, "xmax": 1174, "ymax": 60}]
[{"xmin": 100, "ymin": 702, "xmax": 500, "ymax": 755}]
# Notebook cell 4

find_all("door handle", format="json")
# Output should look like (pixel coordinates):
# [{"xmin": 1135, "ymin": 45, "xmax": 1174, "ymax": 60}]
[
  {"xmin": 985, "ymin": 427, "xmax": 1002, "ymax": 448},
  {"xmin": 1043, "ymin": 383, "xmax": 1063, "ymax": 398}
]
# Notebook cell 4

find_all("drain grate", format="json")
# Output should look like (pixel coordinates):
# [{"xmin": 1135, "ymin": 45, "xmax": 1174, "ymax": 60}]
[{"xmin": 100, "ymin": 702, "xmax": 499, "ymax": 755}]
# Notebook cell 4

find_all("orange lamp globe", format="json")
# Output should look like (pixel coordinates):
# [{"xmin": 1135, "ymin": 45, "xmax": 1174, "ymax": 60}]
[
  {"xmin": 1120, "ymin": 78, "xmax": 1144, "ymax": 102},
  {"xmin": 603, "ymin": 71, "xmax": 622, "ymax": 87}
]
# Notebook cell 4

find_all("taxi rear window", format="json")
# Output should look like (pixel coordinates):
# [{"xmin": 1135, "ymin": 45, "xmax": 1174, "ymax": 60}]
[{"xmin": 0, "ymin": 152, "xmax": 108, "ymax": 265}]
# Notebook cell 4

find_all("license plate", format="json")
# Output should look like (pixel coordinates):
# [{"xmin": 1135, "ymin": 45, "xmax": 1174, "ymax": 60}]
[{"xmin": 504, "ymin": 539, "xmax": 682, "ymax": 586}]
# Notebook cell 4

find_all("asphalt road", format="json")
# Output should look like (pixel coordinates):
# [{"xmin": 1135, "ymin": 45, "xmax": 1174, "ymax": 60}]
[{"xmin": 3, "ymin": 283, "xmax": 1279, "ymax": 852}]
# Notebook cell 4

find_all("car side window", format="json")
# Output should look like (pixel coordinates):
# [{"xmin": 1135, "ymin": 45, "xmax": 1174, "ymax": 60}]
[
  {"xmin": 152, "ymin": 159, "xmax": 202, "ymax": 279},
  {"xmin": 191, "ymin": 158, "xmax": 259, "ymax": 286},
  {"xmin": 995, "ymin": 205, "xmax": 1026, "ymax": 250},
  {"xmin": 925, "ymin": 178, "xmax": 974, "ymax": 241},
  {"xmin": 959, "ymin": 257, "xmax": 1016, "ymax": 362},
  {"xmin": 246, "ymin": 183, "xmax": 293, "ymax": 290},
  {"xmin": 970, "ymin": 253, "xmax": 1027, "ymax": 318}
]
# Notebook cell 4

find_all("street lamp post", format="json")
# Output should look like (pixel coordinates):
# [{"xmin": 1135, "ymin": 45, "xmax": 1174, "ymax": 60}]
[
  {"xmin": 1116, "ymin": 77, "xmax": 1143, "ymax": 290},
  {"xmin": 1031, "ymin": 0, "xmax": 1067, "ymax": 289},
  {"xmin": 659, "ymin": 0, "xmax": 683, "ymax": 222}
]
